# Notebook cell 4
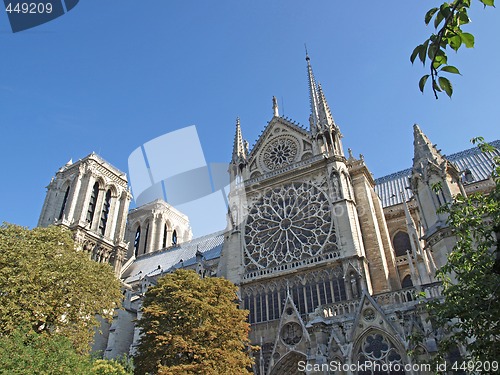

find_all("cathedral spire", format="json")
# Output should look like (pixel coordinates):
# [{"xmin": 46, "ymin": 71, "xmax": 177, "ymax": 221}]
[
  {"xmin": 317, "ymin": 83, "xmax": 336, "ymax": 129},
  {"xmin": 305, "ymin": 52, "xmax": 343, "ymax": 156},
  {"xmin": 306, "ymin": 52, "xmax": 320, "ymax": 134},
  {"xmin": 412, "ymin": 124, "xmax": 445, "ymax": 168},
  {"xmin": 232, "ymin": 117, "xmax": 247, "ymax": 166}
]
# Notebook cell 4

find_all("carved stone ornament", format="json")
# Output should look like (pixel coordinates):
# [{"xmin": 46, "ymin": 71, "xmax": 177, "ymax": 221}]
[
  {"xmin": 261, "ymin": 136, "xmax": 299, "ymax": 171},
  {"xmin": 281, "ymin": 322, "xmax": 303, "ymax": 346},
  {"xmin": 363, "ymin": 308, "xmax": 375, "ymax": 322}
]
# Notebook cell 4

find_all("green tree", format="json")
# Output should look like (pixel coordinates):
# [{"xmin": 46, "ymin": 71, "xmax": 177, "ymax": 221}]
[
  {"xmin": 134, "ymin": 269, "xmax": 253, "ymax": 375},
  {"xmin": 412, "ymin": 0, "xmax": 495, "ymax": 98},
  {"xmin": 0, "ymin": 224, "xmax": 123, "ymax": 354},
  {"xmin": 91, "ymin": 359, "xmax": 129, "ymax": 375},
  {"xmin": 0, "ymin": 326, "xmax": 134, "ymax": 375},
  {"xmin": 422, "ymin": 138, "xmax": 500, "ymax": 366},
  {"xmin": 0, "ymin": 326, "xmax": 93, "ymax": 375}
]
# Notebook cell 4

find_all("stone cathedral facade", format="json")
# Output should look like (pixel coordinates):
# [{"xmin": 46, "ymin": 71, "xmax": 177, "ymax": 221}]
[{"xmin": 38, "ymin": 55, "xmax": 498, "ymax": 374}]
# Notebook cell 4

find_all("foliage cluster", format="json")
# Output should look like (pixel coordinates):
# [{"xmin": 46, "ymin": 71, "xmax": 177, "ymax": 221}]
[
  {"xmin": 424, "ymin": 138, "xmax": 500, "ymax": 366},
  {"xmin": 0, "ymin": 224, "xmax": 123, "ymax": 354},
  {"xmin": 0, "ymin": 326, "xmax": 133, "ymax": 375},
  {"xmin": 134, "ymin": 269, "xmax": 254, "ymax": 375},
  {"xmin": 412, "ymin": 0, "xmax": 495, "ymax": 98}
]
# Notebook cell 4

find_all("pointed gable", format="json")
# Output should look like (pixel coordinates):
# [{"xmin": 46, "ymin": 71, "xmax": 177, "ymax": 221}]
[
  {"xmin": 246, "ymin": 116, "xmax": 313, "ymax": 178},
  {"xmin": 268, "ymin": 292, "xmax": 311, "ymax": 371}
]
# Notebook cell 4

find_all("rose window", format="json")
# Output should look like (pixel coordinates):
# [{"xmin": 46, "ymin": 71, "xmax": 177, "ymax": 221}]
[
  {"xmin": 281, "ymin": 322, "xmax": 303, "ymax": 346},
  {"xmin": 262, "ymin": 137, "xmax": 298, "ymax": 170},
  {"xmin": 244, "ymin": 182, "xmax": 335, "ymax": 271}
]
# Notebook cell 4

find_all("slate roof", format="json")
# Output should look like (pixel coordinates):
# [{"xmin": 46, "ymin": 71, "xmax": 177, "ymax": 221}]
[
  {"xmin": 374, "ymin": 140, "xmax": 500, "ymax": 208},
  {"xmin": 122, "ymin": 231, "xmax": 225, "ymax": 284}
]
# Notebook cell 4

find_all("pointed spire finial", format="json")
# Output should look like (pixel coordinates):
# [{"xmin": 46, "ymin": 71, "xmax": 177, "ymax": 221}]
[
  {"xmin": 272, "ymin": 96, "xmax": 279, "ymax": 117},
  {"xmin": 317, "ymin": 83, "xmax": 336, "ymax": 128},
  {"xmin": 413, "ymin": 124, "xmax": 445, "ymax": 168},
  {"xmin": 306, "ymin": 50, "xmax": 320, "ymax": 133},
  {"xmin": 232, "ymin": 117, "xmax": 247, "ymax": 166}
]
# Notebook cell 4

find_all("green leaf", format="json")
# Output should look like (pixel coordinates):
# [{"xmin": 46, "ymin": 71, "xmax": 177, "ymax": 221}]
[
  {"xmin": 434, "ymin": 9, "xmax": 445, "ymax": 28},
  {"xmin": 480, "ymin": 0, "xmax": 494, "ymax": 6},
  {"xmin": 419, "ymin": 40, "xmax": 429, "ymax": 64},
  {"xmin": 419, "ymin": 75, "xmax": 430, "ymax": 93},
  {"xmin": 458, "ymin": 10, "xmax": 470, "ymax": 25},
  {"xmin": 441, "ymin": 65, "xmax": 461, "ymax": 74},
  {"xmin": 410, "ymin": 45, "xmax": 420, "ymax": 64},
  {"xmin": 433, "ymin": 79, "xmax": 442, "ymax": 93},
  {"xmin": 425, "ymin": 8, "xmax": 439, "ymax": 25},
  {"xmin": 439, "ymin": 76, "xmax": 453, "ymax": 97},
  {"xmin": 439, "ymin": 4, "xmax": 452, "ymax": 20},
  {"xmin": 433, "ymin": 54, "xmax": 448, "ymax": 69},
  {"xmin": 471, "ymin": 136, "xmax": 485, "ymax": 145},
  {"xmin": 449, "ymin": 35, "xmax": 462, "ymax": 51},
  {"xmin": 460, "ymin": 32, "xmax": 475, "ymax": 48},
  {"xmin": 427, "ymin": 44, "xmax": 438, "ymax": 61}
]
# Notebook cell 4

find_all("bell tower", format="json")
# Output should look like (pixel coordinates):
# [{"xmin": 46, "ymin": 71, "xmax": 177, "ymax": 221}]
[{"xmin": 38, "ymin": 153, "xmax": 131, "ymax": 274}]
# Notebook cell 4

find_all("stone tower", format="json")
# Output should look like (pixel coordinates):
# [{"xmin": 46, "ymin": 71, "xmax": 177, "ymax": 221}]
[
  {"xmin": 218, "ymin": 54, "xmax": 400, "ymax": 373},
  {"xmin": 124, "ymin": 199, "xmax": 192, "ymax": 259},
  {"xmin": 410, "ymin": 124, "xmax": 466, "ymax": 269},
  {"xmin": 38, "ymin": 153, "xmax": 131, "ymax": 274}
]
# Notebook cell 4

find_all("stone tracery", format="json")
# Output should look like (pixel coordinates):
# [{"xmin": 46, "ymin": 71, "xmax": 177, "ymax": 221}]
[
  {"xmin": 262, "ymin": 136, "xmax": 299, "ymax": 171},
  {"xmin": 244, "ymin": 182, "xmax": 335, "ymax": 271}
]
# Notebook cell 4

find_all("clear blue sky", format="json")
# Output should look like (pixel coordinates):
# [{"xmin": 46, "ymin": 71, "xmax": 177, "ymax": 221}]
[{"xmin": 1, "ymin": 1, "xmax": 498, "ymax": 230}]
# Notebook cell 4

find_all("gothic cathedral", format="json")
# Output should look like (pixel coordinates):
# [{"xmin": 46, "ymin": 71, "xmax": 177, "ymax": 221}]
[{"xmin": 38, "ymin": 54, "xmax": 499, "ymax": 374}]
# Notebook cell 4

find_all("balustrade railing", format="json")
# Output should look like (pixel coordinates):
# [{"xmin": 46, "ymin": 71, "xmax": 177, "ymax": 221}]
[{"xmin": 317, "ymin": 282, "xmax": 443, "ymax": 319}]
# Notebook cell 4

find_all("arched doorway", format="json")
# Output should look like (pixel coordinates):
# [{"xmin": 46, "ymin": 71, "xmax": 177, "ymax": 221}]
[{"xmin": 269, "ymin": 351, "xmax": 307, "ymax": 375}]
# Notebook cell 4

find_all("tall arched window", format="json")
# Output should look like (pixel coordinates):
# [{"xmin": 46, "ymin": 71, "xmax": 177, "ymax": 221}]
[
  {"xmin": 172, "ymin": 230, "xmax": 177, "ymax": 246},
  {"xmin": 393, "ymin": 231, "xmax": 412, "ymax": 257},
  {"xmin": 341, "ymin": 172, "xmax": 352, "ymax": 200},
  {"xmin": 99, "ymin": 189, "xmax": 112, "ymax": 235},
  {"xmin": 86, "ymin": 182, "xmax": 100, "ymax": 225},
  {"xmin": 143, "ymin": 223, "xmax": 150, "ymax": 253},
  {"xmin": 58, "ymin": 186, "xmax": 70, "ymax": 220},
  {"xmin": 133, "ymin": 226, "xmax": 141, "ymax": 257},
  {"xmin": 402, "ymin": 275, "xmax": 413, "ymax": 288},
  {"xmin": 162, "ymin": 224, "xmax": 168, "ymax": 248}
]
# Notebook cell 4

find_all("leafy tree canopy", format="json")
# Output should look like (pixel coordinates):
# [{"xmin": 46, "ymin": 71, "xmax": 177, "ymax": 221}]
[
  {"xmin": 134, "ymin": 269, "xmax": 253, "ymax": 375},
  {"xmin": 423, "ymin": 138, "xmax": 500, "ymax": 365},
  {"xmin": 0, "ymin": 326, "xmax": 93, "ymax": 375},
  {"xmin": 412, "ymin": 0, "xmax": 495, "ymax": 98},
  {"xmin": 0, "ymin": 224, "xmax": 123, "ymax": 354},
  {"xmin": 0, "ymin": 326, "xmax": 133, "ymax": 375}
]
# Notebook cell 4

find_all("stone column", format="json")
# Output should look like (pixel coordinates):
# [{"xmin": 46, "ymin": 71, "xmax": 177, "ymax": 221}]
[
  {"xmin": 154, "ymin": 214, "xmax": 164, "ymax": 250},
  {"xmin": 77, "ymin": 173, "xmax": 95, "ymax": 225},
  {"xmin": 115, "ymin": 191, "xmax": 131, "ymax": 242},
  {"xmin": 66, "ymin": 175, "xmax": 82, "ymax": 224},
  {"xmin": 107, "ymin": 193, "xmax": 120, "ymax": 240},
  {"xmin": 147, "ymin": 215, "xmax": 157, "ymax": 253}
]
